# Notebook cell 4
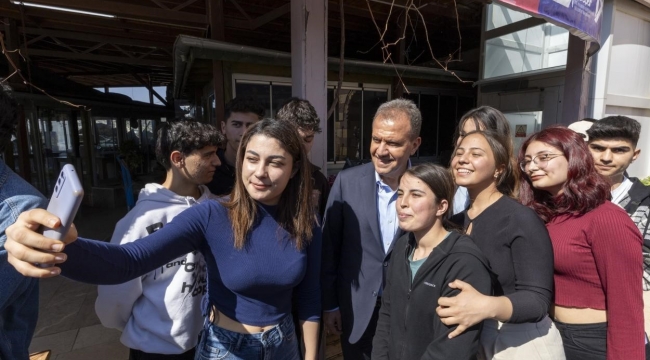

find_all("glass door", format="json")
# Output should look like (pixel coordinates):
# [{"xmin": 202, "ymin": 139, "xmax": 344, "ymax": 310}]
[{"xmin": 503, "ymin": 111, "xmax": 542, "ymax": 153}]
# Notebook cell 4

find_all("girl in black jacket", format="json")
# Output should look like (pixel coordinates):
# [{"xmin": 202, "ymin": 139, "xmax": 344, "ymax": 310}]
[{"xmin": 372, "ymin": 164, "xmax": 493, "ymax": 360}]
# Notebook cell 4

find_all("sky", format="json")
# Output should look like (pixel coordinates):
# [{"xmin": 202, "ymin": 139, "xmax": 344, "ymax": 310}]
[{"xmin": 94, "ymin": 86, "xmax": 167, "ymax": 105}]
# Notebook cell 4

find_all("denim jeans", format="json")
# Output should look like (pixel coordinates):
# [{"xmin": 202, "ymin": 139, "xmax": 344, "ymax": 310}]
[
  {"xmin": 0, "ymin": 160, "xmax": 47, "ymax": 360},
  {"xmin": 0, "ymin": 251, "xmax": 40, "ymax": 360},
  {"xmin": 195, "ymin": 314, "xmax": 300, "ymax": 360}
]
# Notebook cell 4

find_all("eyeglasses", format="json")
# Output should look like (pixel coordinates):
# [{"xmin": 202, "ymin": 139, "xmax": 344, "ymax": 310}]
[{"xmin": 519, "ymin": 153, "xmax": 564, "ymax": 172}]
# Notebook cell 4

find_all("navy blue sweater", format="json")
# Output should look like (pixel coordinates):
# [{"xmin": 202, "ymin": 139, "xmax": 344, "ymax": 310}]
[{"xmin": 60, "ymin": 200, "xmax": 321, "ymax": 326}]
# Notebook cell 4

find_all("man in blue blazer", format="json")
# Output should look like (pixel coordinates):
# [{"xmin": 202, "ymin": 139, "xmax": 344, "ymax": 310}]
[{"xmin": 322, "ymin": 98, "xmax": 422, "ymax": 359}]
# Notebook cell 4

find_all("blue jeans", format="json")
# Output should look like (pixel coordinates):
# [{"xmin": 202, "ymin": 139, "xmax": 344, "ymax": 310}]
[
  {"xmin": 195, "ymin": 314, "xmax": 300, "ymax": 360},
  {"xmin": 0, "ymin": 251, "xmax": 39, "ymax": 360}
]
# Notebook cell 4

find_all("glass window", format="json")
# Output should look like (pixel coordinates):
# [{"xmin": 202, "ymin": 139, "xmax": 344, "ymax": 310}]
[
  {"xmin": 418, "ymin": 93, "xmax": 439, "ymax": 157},
  {"xmin": 400, "ymin": 92, "xmax": 475, "ymax": 162},
  {"xmin": 234, "ymin": 81, "xmax": 271, "ymax": 117},
  {"xmin": 362, "ymin": 90, "xmax": 388, "ymax": 160},
  {"xmin": 271, "ymin": 84, "xmax": 293, "ymax": 115},
  {"xmin": 94, "ymin": 118, "xmax": 118, "ymax": 153},
  {"xmin": 487, "ymin": 3, "xmax": 532, "ymax": 30},
  {"xmin": 107, "ymin": 86, "xmax": 167, "ymax": 105},
  {"xmin": 484, "ymin": 22, "xmax": 569, "ymax": 79}
]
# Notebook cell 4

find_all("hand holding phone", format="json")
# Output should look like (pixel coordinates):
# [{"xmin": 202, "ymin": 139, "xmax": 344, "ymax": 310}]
[{"xmin": 43, "ymin": 164, "xmax": 84, "ymax": 240}]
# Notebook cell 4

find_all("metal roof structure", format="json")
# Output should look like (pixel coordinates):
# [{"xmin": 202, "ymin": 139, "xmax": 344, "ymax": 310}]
[{"xmin": 0, "ymin": 0, "xmax": 485, "ymax": 93}]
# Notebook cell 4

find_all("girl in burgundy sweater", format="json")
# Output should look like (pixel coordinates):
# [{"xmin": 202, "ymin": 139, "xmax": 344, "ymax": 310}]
[{"xmin": 518, "ymin": 126, "xmax": 644, "ymax": 360}]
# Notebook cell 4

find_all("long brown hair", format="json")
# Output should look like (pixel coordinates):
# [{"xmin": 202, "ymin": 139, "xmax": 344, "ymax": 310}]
[{"xmin": 224, "ymin": 119, "xmax": 314, "ymax": 250}]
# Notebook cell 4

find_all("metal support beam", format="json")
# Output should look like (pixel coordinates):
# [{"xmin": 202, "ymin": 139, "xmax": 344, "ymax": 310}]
[
  {"xmin": 22, "ymin": 27, "xmax": 170, "ymax": 49},
  {"xmin": 132, "ymin": 73, "xmax": 168, "ymax": 106},
  {"xmin": 13, "ymin": 0, "xmax": 207, "ymax": 25},
  {"xmin": 291, "ymin": 0, "xmax": 328, "ymax": 172},
  {"xmin": 3, "ymin": 18, "xmax": 20, "ymax": 170},
  {"xmin": 26, "ymin": 49, "xmax": 172, "ymax": 67}
]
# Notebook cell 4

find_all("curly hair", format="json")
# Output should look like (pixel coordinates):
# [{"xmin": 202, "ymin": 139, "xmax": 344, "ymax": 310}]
[
  {"xmin": 275, "ymin": 97, "xmax": 321, "ymax": 133},
  {"xmin": 155, "ymin": 121, "xmax": 224, "ymax": 170},
  {"xmin": 518, "ymin": 126, "xmax": 611, "ymax": 223},
  {"xmin": 0, "ymin": 86, "xmax": 19, "ymax": 153}
]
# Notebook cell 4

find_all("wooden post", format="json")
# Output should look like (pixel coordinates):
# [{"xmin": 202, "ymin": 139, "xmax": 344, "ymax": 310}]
[
  {"xmin": 560, "ymin": 34, "xmax": 592, "ymax": 125},
  {"xmin": 291, "ymin": 0, "xmax": 328, "ymax": 172},
  {"xmin": 208, "ymin": 0, "xmax": 226, "ymax": 127}
]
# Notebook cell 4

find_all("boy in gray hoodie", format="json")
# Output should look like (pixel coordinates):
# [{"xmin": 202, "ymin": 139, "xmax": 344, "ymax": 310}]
[{"xmin": 95, "ymin": 121, "xmax": 223, "ymax": 360}]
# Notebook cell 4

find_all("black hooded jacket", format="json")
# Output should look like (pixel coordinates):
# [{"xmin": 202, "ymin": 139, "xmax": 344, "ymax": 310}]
[{"xmin": 372, "ymin": 231, "xmax": 493, "ymax": 360}]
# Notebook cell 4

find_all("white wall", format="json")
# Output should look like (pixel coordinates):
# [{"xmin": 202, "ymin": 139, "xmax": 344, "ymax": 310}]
[{"xmin": 591, "ymin": 0, "xmax": 650, "ymax": 178}]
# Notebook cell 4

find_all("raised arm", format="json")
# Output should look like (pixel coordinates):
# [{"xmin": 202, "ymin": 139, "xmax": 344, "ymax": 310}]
[
  {"xmin": 60, "ymin": 206, "xmax": 208, "ymax": 284},
  {"xmin": 5, "ymin": 205, "xmax": 209, "ymax": 282}
]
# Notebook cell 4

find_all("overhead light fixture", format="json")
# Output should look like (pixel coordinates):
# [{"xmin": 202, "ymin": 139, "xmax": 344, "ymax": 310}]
[{"xmin": 11, "ymin": 1, "xmax": 116, "ymax": 18}]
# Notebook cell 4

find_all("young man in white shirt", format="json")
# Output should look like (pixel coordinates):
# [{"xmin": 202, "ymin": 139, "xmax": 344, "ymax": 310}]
[
  {"xmin": 95, "ymin": 121, "xmax": 223, "ymax": 360},
  {"xmin": 586, "ymin": 116, "xmax": 650, "ymax": 335}
]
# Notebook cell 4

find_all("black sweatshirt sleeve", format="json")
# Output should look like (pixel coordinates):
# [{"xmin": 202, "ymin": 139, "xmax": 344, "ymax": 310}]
[
  {"xmin": 371, "ymin": 250, "xmax": 395, "ymax": 360},
  {"xmin": 421, "ymin": 254, "xmax": 493, "ymax": 360},
  {"xmin": 504, "ymin": 210, "xmax": 554, "ymax": 323}
]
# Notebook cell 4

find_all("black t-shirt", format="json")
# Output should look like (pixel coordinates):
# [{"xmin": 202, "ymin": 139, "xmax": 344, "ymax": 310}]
[
  {"xmin": 450, "ymin": 196, "xmax": 554, "ymax": 323},
  {"xmin": 311, "ymin": 163, "xmax": 330, "ymax": 221},
  {"xmin": 207, "ymin": 149, "xmax": 236, "ymax": 197}
]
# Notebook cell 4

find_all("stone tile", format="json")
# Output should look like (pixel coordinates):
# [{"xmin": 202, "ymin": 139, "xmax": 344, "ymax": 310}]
[
  {"xmin": 69, "ymin": 291, "xmax": 102, "ymax": 329},
  {"xmin": 34, "ymin": 296, "xmax": 85, "ymax": 337},
  {"xmin": 54, "ymin": 340, "xmax": 128, "ymax": 360},
  {"xmin": 45, "ymin": 282, "xmax": 90, "ymax": 309},
  {"xmin": 29, "ymin": 329, "xmax": 78, "ymax": 358},
  {"xmin": 39, "ymin": 277, "xmax": 66, "ymax": 309},
  {"xmin": 72, "ymin": 324, "xmax": 122, "ymax": 350}
]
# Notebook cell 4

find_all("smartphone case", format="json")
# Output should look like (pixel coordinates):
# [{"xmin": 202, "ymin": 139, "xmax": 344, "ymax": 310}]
[{"xmin": 43, "ymin": 164, "xmax": 84, "ymax": 240}]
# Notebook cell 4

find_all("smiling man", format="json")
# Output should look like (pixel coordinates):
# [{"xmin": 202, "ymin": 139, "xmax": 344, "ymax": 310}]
[
  {"xmin": 322, "ymin": 99, "xmax": 421, "ymax": 359},
  {"xmin": 586, "ymin": 116, "xmax": 650, "ymax": 334}
]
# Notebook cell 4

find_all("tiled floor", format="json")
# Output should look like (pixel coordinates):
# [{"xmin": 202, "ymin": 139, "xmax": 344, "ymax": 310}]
[
  {"xmin": 29, "ymin": 277, "xmax": 129, "ymax": 360},
  {"xmin": 27, "ymin": 204, "xmax": 343, "ymax": 360}
]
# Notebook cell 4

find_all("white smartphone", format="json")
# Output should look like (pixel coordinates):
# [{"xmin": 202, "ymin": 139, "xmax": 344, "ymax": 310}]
[{"xmin": 43, "ymin": 164, "xmax": 84, "ymax": 240}]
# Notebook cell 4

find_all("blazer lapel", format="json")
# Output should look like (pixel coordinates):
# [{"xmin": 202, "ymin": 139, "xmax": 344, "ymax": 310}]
[{"xmin": 360, "ymin": 167, "xmax": 382, "ymax": 247}]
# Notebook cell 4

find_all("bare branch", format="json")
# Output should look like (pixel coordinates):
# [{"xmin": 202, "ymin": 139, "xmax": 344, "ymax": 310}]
[
  {"xmin": 0, "ymin": 32, "xmax": 89, "ymax": 110},
  {"xmin": 362, "ymin": 0, "xmax": 473, "ymax": 85}
]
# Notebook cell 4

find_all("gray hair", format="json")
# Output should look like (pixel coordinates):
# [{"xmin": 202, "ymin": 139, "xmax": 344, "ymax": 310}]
[{"xmin": 374, "ymin": 98, "xmax": 422, "ymax": 139}]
